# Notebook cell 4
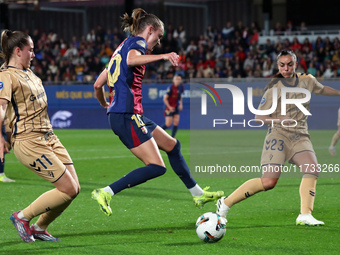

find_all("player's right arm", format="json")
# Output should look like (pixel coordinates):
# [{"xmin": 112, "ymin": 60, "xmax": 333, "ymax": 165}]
[
  {"xmin": 0, "ymin": 98, "xmax": 9, "ymax": 162},
  {"xmin": 94, "ymin": 69, "xmax": 110, "ymax": 109},
  {"xmin": 127, "ymin": 49, "xmax": 179, "ymax": 67}
]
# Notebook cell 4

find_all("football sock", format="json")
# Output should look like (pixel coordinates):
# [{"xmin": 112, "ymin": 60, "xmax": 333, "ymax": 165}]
[
  {"xmin": 103, "ymin": 186, "xmax": 114, "ymax": 196},
  {"xmin": 330, "ymin": 132, "xmax": 340, "ymax": 147},
  {"xmin": 35, "ymin": 199, "xmax": 72, "ymax": 230},
  {"xmin": 171, "ymin": 126, "xmax": 178, "ymax": 137},
  {"xmin": 224, "ymin": 178, "xmax": 265, "ymax": 207},
  {"xmin": 161, "ymin": 124, "xmax": 168, "ymax": 130},
  {"xmin": 22, "ymin": 188, "xmax": 72, "ymax": 221},
  {"xmin": 189, "ymin": 184, "xmax": 204, "ymax": 197},
  {"xmin": 108, "ymin": 164, "xmax": 166, "ymax": 195},
  {"xmin": 33, "ymin": 223, "xmax": 46, "ymax": 231},
  {"xmin": 167, "ymin": 139, "xmax": 197, "ymax": 189},
  {"xmin": 0, "ymin": 158, "xmax": 4, "ymax": 174},
  {"xmin": 300, "ymin": 174, "xmax": 317, "ymax": 214},
  {"xmin": 17, "ymin": 211, "xmax": 29, "ymax": 221}
]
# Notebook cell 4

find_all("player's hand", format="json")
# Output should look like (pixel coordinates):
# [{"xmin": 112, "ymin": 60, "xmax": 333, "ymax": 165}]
[
  {"xmin": 169, "ymin": 106, "xmax": 175, "ymax": 112},
  {"xmin": 0, "ymin": 136, "xmax": 9, "ymax": 162},
  {"xmin": 163, "ymin": 52, "xmax": 179, "ymax": 66},
  {"xmin": 178, "ymin": 104, "xmax": 183, "ymax": 111},
  {"xmin": 101, "ymin": 102, "xmax": 110, "ymax": 110}
]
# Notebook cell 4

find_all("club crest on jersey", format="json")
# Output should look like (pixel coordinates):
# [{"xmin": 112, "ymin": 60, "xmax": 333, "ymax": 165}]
[
  {"xmin": 0, "ymin": 81, "xmax": 3, "ymax": 90},
  {"xmin": 137, "ymin": 40, "xmax": 146, "ymax": 49},
  {"xmin": 141, "ymin": 126, "xmax": 148, "ymax": 134}
]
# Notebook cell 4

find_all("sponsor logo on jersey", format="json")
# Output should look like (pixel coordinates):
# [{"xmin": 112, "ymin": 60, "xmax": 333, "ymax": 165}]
[
  {"xmin": 136, "ymin": 40, "xmax": 146, "ymax": 49},
  {"xmin": 51, "ymin": 110, "xmax": 72, "ymax": 128},
  {"xmin": 0, "ymin": 81, "xmax": 3, "ymax": 90},
  {"xmin": 260, "ymin": 97, "xmax": 266, "ymax": 105}
]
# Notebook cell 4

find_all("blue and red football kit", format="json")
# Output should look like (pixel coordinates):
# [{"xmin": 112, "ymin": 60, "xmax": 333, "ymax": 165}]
[
  {"xmin": 106, "ymin": 36, "xmax": 156, "ymax": 149},
  {"xmin": 164, "ymin": 83, "xmax": 184, "ymax": 116},
  {"xmin": 104, "ymin": 36, "xmax": 197, "ymax": 196}
]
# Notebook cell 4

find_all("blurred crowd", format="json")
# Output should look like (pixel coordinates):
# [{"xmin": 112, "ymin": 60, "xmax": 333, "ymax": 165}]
[{"xmin": 6, "ymin": 20, "xmax": 340, "ymax": 84}]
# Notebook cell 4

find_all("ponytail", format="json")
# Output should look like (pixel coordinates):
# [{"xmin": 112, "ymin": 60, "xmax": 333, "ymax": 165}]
[{"xmin": 121, "ymin": 8, "xmax": 163, "ymax": 36}]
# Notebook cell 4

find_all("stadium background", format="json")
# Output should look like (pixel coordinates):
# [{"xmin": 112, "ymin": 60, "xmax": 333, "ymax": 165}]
[
  {"xmin": 1, "ymin": 0, "xmax": 339, "ymax": 130},
  {"xmin": 1, "ymin": 1, "xmax": 340, "ymax": 254}
]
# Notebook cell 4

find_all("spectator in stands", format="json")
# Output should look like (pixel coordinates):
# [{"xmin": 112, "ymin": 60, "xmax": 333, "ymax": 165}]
[
  {"xmin": 323, "ymin": 63, "xmax": 334, "ymax": 78},
  {"xmin": 285, "ymin": 21, "xmax": 294, "ymax": 35},
  {"xmin": 173, "ymin": 25, "xmax": 186, "ymax": 50},
  {"xmin": 290, "ymin": 37, "xmax": 302, "ymax": 52},
  {"xmin": 222, "ymin": 21, "xmax": 234, "ymax": 39},
  {"xmin": 299, "ymin": 21, "xmax": 308, "ymax": 34},
  {"xmin": 262, "ymin": 56, "xmax": 274, "ymax": 77},
  {"xmin": 307, "ymin": 61, "xmax": 317, "ymax": 76},
  {"xmin": 274, "ymin": 22, "xmax": 284, "ymax": 35}
]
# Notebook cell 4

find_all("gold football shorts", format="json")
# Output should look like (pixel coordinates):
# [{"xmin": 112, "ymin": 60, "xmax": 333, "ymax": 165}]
[
  {"xmin": 261, "ymin": 129, "xmax": 314, "ymax": 166},
  {"xmin": 12, "ymin": 131, "xmax": 73, "ymax": 183}
]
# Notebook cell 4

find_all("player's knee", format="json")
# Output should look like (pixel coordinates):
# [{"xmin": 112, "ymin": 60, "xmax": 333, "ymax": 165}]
[
  {"xmin": 63, "ymin": 184, "xmax": 80, "ymax": 199},
  {"xmin": 167, "ymin": 139, "xmax": 180, "ymax": 154},
  {"xmin": 149, "ymin": 164, "xmax": 167, "ymax": 176},
  {"xmin": 261, "ymin": 178, "xmax": 278, "ymax": 191}
]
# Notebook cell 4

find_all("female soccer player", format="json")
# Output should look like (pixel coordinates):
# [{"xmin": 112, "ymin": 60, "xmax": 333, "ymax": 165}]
[
  {"xmin": 91, "ymin": 8, "xmax": 223, "ymax": 216},
  {"xmin": 216, "ymin": 50, "xmax": 340, "ymax": 226},
  {"xmin": 329, "ymin": 107, "xmax": 340, "ymax": 155},
  {"xmin": 0, "ymin": 30, "xmax": 80, "ymax": 242},
  {"xmin": 162, "ymin": 75, "xmax": 184, "ymax": 137}
]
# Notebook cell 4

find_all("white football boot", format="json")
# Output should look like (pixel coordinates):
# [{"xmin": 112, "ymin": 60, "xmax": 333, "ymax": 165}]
[
  {"xmin": 296, "ymin": 213, "xmax": 324, "ymax": 226},
  {"xmin": 216, "ymin": 197, "xmax": 229, "ymax": 222}
]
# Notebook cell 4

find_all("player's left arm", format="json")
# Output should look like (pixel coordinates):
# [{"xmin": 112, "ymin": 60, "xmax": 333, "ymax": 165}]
[
  {"xmin": 94, "ymin": 69, "xmax": 110, "ymax": 109},
  {"xmin": 320, "ymin": 86, "xmax": 340, "ymax": 96},
  {"xmin": 178, "ymin": 96, "xmax": 183, "ymax": 111},
  {"xmin": 0, "ymin": 98, "xmax": 9, "ymax": 162}
]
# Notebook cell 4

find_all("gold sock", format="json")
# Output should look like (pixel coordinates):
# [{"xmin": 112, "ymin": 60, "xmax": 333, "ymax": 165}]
[
  {"xmin": 330, "ymin": 132, "xmax": 340, "ymax": 147},
  {"xmin": 35, "ymin": 200, "xmax": 72, "ymax": 230},
  {"xmin": 225, "ymin": 178, "xmax": 265, "ymax": 207},
  {"xmin": 22, "ymin": 188, "xmax": 72, "ymax": 221},
  {"xmin": 300, "ymin": 175, "xmax": 317, "ymax": 214}
]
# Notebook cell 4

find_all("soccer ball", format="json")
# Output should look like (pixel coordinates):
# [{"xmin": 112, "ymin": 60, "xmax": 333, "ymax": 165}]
[{"xmin": 195, "ymin": 212, "xmax": 226, "ymax": 243}]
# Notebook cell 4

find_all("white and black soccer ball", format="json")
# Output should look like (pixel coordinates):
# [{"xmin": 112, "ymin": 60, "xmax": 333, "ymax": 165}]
[{"xmin": 195, "ymin": 212, "xmax": 226, "ymax": 243}]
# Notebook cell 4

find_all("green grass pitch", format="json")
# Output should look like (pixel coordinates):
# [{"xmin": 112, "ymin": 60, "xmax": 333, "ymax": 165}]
[{"xmin": 0, "ymin": 129, "xmax": 339, "ymax": 255}]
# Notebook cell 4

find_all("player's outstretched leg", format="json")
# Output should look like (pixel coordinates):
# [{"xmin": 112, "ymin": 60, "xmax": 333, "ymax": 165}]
[
  {"xmin": 10, "ymin": 211, "xmax": 35, "ymax": 243},
  {"xmin": 91, "ymin": 189, "xmax": 112, "ymax": 216},
  {"xmin": 193, "ymin": 187, "xmax": 224, "ymax": 209},
  {"xmin": 166, "ymin": 140, "xmax": 223, "ymax": 208},
  {"xmin": 30, "ymin": 225, "xmax": 61, "ymax": 241}
]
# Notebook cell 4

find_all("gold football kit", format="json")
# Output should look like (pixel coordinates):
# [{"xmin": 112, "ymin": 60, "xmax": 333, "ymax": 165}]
[
  {"xmin": 258, "ymin": 73, "xmax": 324, "ymax": 165},
  {"xmin": 0, "ymin": 66, "xmax": 72, "ymax": 182}
]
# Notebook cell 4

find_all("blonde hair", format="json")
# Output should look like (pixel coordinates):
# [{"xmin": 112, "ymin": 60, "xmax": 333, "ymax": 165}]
[
  {"xmin": 0, "ymin": 29, "xmax": 31, "ymax": 65},
  {"xmin": 121, "ymin": 8, "xmax": 163, "ymax": 36}
]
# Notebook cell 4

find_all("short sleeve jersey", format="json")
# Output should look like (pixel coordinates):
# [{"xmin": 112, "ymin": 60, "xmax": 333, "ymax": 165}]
[
  {"xmin": 258, "ymin": 73, "xmax": 324, "ymax": 136},
  {"xmin": 106, "ymin": 36, "xmax": 147, "ymax": 114},
  {"xmin": 166, "ymin": 84, "xmax": 184, "ymax": 108},
  {"xmin": 0, "ymin": 66, "xmax": 52, "ymax": 136}
]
